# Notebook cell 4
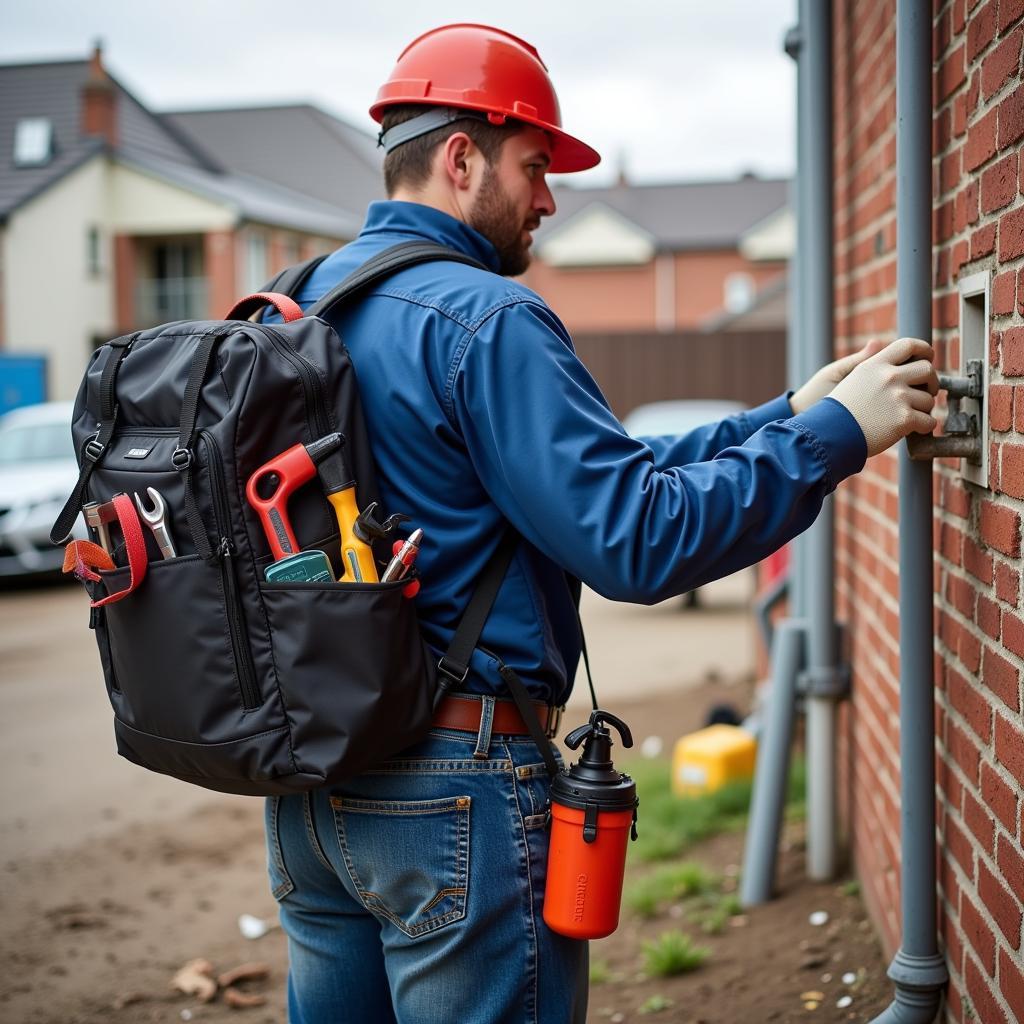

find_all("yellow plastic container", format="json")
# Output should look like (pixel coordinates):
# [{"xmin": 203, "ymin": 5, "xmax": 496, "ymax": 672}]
[{"xmin": 671, "ymin": 724, "xmax": 757, "ymax": 797}]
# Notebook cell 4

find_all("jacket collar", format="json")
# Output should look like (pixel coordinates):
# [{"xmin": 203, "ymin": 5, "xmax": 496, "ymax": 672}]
[{"xmin": 359, "ymin": 200, "xmax": 502, "ymax": 274}]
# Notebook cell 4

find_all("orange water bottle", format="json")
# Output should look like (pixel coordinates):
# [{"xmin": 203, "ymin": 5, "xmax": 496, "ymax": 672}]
[{"xmin": 543, "ymin": 710, "xmax": 638, "ymax": 939}]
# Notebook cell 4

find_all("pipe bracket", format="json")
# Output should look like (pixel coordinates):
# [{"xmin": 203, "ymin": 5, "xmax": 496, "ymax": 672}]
[{"xmin": 798, "ymin": 663, "xmax": 850, "ymax": 698}]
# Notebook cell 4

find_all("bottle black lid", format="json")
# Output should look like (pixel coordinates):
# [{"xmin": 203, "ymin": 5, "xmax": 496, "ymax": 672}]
[{"xmin": 549, "ymin": 710, "xmax": 638, "ymax": 811}]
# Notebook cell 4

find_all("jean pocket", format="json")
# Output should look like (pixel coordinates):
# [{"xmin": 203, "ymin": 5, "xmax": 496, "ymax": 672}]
[
  {"xmin": 265, "ymin": 796, "xmax": 295, "ymax": 901},
  {"xmin": 330, "ymin": 795, "xmax": 470, "ymax": 938}
]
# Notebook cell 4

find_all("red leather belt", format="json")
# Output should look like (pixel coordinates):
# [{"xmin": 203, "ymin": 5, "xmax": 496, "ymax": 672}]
[{"xmin": 433, "ymin": 694, "xmax": 563, "ymax": 739}]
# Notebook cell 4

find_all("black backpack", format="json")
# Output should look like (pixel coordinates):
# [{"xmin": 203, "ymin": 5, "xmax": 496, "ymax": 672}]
[{"xmin": 50, "ymin": 241, "xmax": 532, "ymax": 795}]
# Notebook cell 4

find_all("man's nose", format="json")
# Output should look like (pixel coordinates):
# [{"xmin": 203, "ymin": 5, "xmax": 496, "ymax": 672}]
[{"xmin": 535, "ymin": 179, "xmax": 556, "ymax": 218}]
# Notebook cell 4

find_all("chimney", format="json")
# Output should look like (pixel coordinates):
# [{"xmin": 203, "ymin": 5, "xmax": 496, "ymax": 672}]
[{"xmin": 81, "ymin": 41, "xmax": 118, "ymax": 147}]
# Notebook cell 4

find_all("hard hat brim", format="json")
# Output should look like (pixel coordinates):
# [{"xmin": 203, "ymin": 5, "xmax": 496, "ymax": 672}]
[{"xmin": 370, "ymin": 97, "xmax": 600, "ymax": 173}]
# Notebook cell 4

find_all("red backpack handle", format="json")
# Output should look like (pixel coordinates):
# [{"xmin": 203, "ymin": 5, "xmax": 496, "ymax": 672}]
[{"xmin": 226, "ymin": 292, "xmax": 304, "ymax": 323}]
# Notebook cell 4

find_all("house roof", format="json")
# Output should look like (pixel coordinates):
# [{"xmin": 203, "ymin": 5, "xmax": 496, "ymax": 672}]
[
  {"xmin": 0, "ymin": 54, "xmax": 365, "ymax": 237},
  {"xmin": 538, "ymin": 175, "xmax": 789, "ymax": 253},
  {"xmin": 166, "ymin": 104, "xmax": 383, "ymax": 221}
]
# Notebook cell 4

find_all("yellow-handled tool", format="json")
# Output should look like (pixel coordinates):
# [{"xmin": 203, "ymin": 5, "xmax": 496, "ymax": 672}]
[{"xmin": 327, "ymin": 485, "xmax": 379, "ymax": 583}]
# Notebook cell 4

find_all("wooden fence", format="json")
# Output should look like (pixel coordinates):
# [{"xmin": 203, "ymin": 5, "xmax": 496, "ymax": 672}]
[{"xmin": 572, "ymin": 329, "xmax": 787, "ymax": 420}]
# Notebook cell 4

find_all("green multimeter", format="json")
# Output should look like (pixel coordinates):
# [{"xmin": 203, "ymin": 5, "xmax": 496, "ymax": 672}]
[{"xmin": 264, "ymin": 550, "xmax": 335, "ymax": 583}]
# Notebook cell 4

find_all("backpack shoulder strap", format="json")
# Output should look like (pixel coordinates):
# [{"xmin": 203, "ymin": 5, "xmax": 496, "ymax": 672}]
[
  {"xmin": 261, "ymin": 253, "xmax": 328, "ymax": 299},
  {"xmin": 306, "ymin": 241, "xmax": 489, "ymax": 320}
]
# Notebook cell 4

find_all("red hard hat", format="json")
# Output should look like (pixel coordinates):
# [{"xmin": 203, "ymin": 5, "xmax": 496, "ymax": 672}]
[{"xmin": 370, "ymin": 23, "xmax": 600, "ymax": 174}]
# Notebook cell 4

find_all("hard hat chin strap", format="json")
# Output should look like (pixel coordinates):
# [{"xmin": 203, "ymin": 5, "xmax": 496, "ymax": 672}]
[{"xmin": 377, "ymin": 107, "xmax": 504, "ymax": 153}]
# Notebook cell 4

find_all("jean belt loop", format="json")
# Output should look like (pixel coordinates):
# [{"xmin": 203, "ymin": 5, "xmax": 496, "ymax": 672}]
[{"xmin": 474, "ymin": 695, "xmax": 496, "ymax": 759}]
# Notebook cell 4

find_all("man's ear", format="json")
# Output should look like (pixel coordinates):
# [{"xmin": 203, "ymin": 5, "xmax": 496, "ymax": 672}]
[{"xmin": 440, "ymin": 131, "xmax": 481, "ymax": 192}]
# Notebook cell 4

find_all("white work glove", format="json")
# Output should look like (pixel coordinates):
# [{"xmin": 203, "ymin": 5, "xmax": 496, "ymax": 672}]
[
  {"xmin": 828, "ymin": 337, "xmax": 939, "ymax": 457},
  {"xmin": 789, "ymin": 339, "xmax": 889, "ymax": 414}
]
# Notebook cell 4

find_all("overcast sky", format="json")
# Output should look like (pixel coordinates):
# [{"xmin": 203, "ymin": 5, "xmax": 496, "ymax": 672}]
[{"xmin": 4, "ymin": 1, "xmax": 798, "ymax": 188}]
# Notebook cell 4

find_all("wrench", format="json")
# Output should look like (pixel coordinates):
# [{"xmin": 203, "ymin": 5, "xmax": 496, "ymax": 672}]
[{"xmin": 134, "ymin": 487, "xmax": 177, "ymax": 559}]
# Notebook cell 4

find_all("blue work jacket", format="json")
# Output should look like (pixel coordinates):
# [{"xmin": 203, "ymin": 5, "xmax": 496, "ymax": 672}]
[{"xmin": 274, "ymin": 200, "xmax": 866, "ymax": 705}]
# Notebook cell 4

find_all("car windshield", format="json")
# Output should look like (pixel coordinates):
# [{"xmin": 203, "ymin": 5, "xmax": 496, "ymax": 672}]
[{"xmin": 0, "ymin": 423, "xmax": 73, "ymax": 464}]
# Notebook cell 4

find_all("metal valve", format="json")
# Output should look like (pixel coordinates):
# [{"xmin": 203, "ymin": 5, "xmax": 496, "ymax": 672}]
[{"xmin": 908, "ymin": 360, "xmax": 983, "ymax": 462}]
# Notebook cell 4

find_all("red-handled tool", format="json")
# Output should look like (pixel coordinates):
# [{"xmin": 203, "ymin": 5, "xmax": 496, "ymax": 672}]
[{"xmin": 246, "ymin": 439, "xmax": 332, "ymax": 561}]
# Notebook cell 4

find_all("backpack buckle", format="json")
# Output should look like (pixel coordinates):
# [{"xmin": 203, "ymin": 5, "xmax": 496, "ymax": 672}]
[
  {"xmin": 83, "ymin": 433, "xmax": 105, "ymax": 463},
  {"xmin": 437, "ymin": 656, "xmax": 470, "ymax": 687},
  {"xmin": 172, "ymin": 447, "xmax": 193, "ymax": 471}
]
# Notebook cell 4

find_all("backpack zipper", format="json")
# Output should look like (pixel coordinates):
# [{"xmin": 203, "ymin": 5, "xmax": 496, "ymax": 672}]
[
  {"xmin": 256, "ymin": 324, "xmax": 333, "ymax": 440},
  {"xmin": 200, "ymin": 430, "xmax": 261, "ymax": 711}
]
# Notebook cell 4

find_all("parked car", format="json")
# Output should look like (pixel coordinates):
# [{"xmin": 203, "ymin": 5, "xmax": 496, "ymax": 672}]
[
  {"xmin": 622, "ymin": 399, "xmax": 751, "ymax": 609},
  {"xmin": 0, "ymin": 401, "xmax": 85, "ymax": 578}
]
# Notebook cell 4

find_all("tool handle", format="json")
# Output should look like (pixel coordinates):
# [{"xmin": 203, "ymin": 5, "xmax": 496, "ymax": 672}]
[
  {"xmin": 245, "ymin": 444, "xmax": 317, "ymax": 561},
  {"xmin": 226, "ymin": 292, "xmax": 304, "ymax": 323},
  {"xmin": 329, "ymin": 489, "xmax": 379, "ymax": 582}
]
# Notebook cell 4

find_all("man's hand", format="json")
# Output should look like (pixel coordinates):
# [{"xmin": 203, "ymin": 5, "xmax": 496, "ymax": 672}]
[
  {"xmin": 789, "ymin": 339, "xmax": 889, "ymax": 414},
  {"xmin": 828, "ymin": 337, "xmax": 940, "ymax": 457}
]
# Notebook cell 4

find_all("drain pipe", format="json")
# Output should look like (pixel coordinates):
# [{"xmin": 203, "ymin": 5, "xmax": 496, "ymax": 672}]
[{"xmin": 868, "ymin": 0, "xmax": 949, "ymax": 1020}]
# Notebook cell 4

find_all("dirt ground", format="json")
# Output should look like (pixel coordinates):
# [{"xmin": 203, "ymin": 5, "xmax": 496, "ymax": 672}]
[{"xmin": 0, "ymin": 681, "xmax": 892, "ymax": 1024}]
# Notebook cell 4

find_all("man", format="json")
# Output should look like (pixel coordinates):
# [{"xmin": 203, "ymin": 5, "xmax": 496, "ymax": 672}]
[{"xmin": 264, "ymin": 24, "xmax": 938, "ymax": 1024}]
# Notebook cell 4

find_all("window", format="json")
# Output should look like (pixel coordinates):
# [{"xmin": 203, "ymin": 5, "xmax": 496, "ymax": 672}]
[
  {"xmin": 724, "ymin": 272, "xmax": 755, "ymax": 314},
  {"xmin": 14, "ymin": 118, "xmax": 55, "ymax": 167},
  {"xmin": 244, "ymin": 231, "xmax": 269, "ymax": 293},
  {"xmin": 87, "ymin": 227, "xmax": 102, "ymax": 276}
]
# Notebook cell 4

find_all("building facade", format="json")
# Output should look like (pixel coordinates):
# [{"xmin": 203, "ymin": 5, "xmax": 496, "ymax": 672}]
[{"xmin": 833, "ymin": 2, "xmax": 1024, "ymax": 1021}]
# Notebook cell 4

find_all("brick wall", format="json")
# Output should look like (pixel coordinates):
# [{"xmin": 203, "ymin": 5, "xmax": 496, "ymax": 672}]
[{"xmin": 833, "ymin": 2, "xmax": 1024, "ymax": 1022}]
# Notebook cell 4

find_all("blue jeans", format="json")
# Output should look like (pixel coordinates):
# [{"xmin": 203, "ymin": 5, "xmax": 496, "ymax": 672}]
[{"xmin": 265, "ymin": 700, "xmax": 589, "ymax": 1023}]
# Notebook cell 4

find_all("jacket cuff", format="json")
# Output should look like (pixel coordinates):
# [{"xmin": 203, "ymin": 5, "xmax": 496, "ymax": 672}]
[{"xmin": 790, "ymin": 397, "xmax": 867, "ymax": 487}]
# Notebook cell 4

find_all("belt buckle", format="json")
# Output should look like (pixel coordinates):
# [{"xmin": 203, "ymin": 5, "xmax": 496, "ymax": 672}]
[{"xmin": 545, "ymin": 703, "xmax": 564, "ymax": 739}]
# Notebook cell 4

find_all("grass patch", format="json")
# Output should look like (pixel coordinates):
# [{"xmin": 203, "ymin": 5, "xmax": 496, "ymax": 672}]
[
  {"xmin": 642, "ymin": 930, "xmax": 710, "ymax": 976},
  {"xmin": 588, "ymin": 958, "xmax": 610, "ymax": 985},
  {"xmin": 693, "ymin": 892, "xmax": 743, "ymax": 934},
  {"xmin": 638, "ymin": 994, "xmax": 674, "ymax": 1014},
  {"xmin": 624, "ymin": 752, "xmax": 807, "ymax": 863},
  {"xmin": 625, "ymin": 861, "xmax": 719, "ymax": 918}
]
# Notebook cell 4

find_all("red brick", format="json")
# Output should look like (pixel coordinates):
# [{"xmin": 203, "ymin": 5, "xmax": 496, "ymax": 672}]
[
  {"xmin": 955, "ymin": 0, "xmax": 969, "ymax": 34},
  {"xmin": 950, "ymin": 718, "xmax": 983, "ymax": 783},
  {"xmin": 965, "ymin": 536, "xmax": 996, "ymax": 584},
  {"xmin": 965, "ymin": 107, "xmax": 999, "ymax": 169},
  {"xmin": 1001, "ymin": 207, "xmax": 1024, "ymax": 262},
  {"xmin": 944, "ymin": 479, "xmax": 973, "ymax": 519},
  {"xmin": 956, "ymin": 181, "xmax": 981, "ymax": 232},
  {"xmin": 952, "ymin": 239, "xmax": 972, "ymax": 280},
  {"xmin": 960, "ymin": 625, "xmax": 983, "ymax": 674},
  {"xmin": 999, "ymin": 946, "xmax": 1024, "ymax": 1019},
  {"xmin": 995, "ymin": 713, "xmax": 1024, "ymax": 785},
  {"xmin": 982, "ymin": 646, "xmax": 1021, "ymax": 712},
  {"xmin": 981, "ymin": 26, "xmax": 1023, "ymax": 99},
  {"xmin": 997, "ymin": 835, "xmax": 1024, "ymax": 897},
  {"xmin": 993, "ymin": 271, "xmax": 1018, "ymax": 316},
  {"xmin": 1000, "ymin": 0, "xmax": 1024, "ymax": 32},
  {"xmin": 982, "ymin": 149, "xmax": 1018, "ymax": 212},
  {"xmin": 965, "ymin": 789, "xmax": 997, "ymax": 851},
  {"xmin": 972, "ymin": 222, "xmax": 998, "ymax": 257},
  {"xmin": 998, "ymin": 81, "xmax": 1024, "ymax": 150},
  {"xmin": 1020, "ymin": 269, "xmax": 1024, "ymax": 316},
  {"xmin": 950, "ymin": 668, "xmax": 993, "ymax": 742},
  {"xmin": 942, "ymin": 520, "xmax": 965, "ymax": 565},
  {"xmin": 983, "ymin": 761, "xmax": 1020, "ymax": 832},
  {"xmin": 979, "ymin": 858, "xmax": 1023, "ymax": 946},
  {"xmin": 995, "ymin": 560, "xmax": 1020, "ymax": 605},
  {"xmin": 941, "ymin": 149, "xmax": 963, "ymax": 194},
  {"xmin": 962, "ymin": 889, "xmax": 998, "ymax": 972},
  {"xmin": 980, "ymin": 500, "xmax": 1022, "ymax": 556},
  {"xmin": 953, "ymin": 88, "xmax": 968, "ymax": 138},
  {"xmin": 947, "ymin": 812, "xmax": 977, "ymax": 877},
  {"xmin": 977, "ymin": 594, "xmax": 1001, "ymax": 638},
  {"xmin": 939, "ymin": 41, "xmax": 968, "ymax": 101},
  {"xmin": 1004, "ymin": 609, "xmax": 1024, "ymax": 659},
  {"xmin": 1013, "ymin": 384, "xmax": 1024, "ymax": 431},
  {"xmin": 966, "ymin": 951, "xmax": 1010, "ymax": 1022},
  {"xmin": 990, "ymin": 384, "xmax": 1014, "ymax": 430},
  {"xmin": 968, "ymin": 1, "xmax": 998, "ymax": 60},
  {"xmin": 1002, "ymin": 444, "xmax": 1024, "ymax": 499},
  {"xmin": 1004, "ymin": 327, "xmax": 1024, "ymax": 375}
]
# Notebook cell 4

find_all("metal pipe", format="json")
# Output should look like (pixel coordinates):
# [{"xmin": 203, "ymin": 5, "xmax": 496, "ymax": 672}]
[
  {"xmin": 800, "ymin": 0, "xmax": 840, "ymax": 883},
  {"xmin": 740, "ymin": 619, "xmax": 806, "ymax": 905},
  {"xmin": 869, "ymin": 0, "xmax": 949, "ymax": 1018}
]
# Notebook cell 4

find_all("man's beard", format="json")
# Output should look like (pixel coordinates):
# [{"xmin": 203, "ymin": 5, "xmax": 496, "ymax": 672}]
[{"xmin": 469, "ymin": 165, "xmax": 538, "ymax": 277}]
